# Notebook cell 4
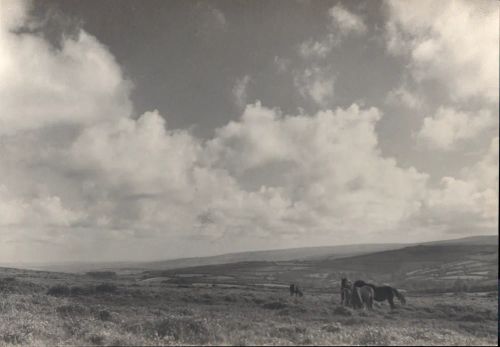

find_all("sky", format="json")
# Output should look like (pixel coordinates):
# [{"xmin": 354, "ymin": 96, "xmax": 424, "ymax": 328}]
[{"xmin": 0, "ymin": 0, "xmax": 498, "ymax": 263}]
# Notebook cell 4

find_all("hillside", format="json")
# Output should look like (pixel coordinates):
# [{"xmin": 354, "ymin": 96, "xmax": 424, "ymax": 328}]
[
  {"xmin": 142, "ymin": 237, "xmax": 498, "ymax": 293},
  {"xmin": 7, "ymin": 235, "xmax": 496, "ymax": 274},
  {"xmin": 0, "ymin": 265, "xmax": 497, "ymax": 346}
]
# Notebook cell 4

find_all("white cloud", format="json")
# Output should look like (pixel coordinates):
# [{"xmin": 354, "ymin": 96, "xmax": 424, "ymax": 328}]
[
  {"xmin": 273, "ymin": 56, "xmax": 290, "ymax": 73},
  {"xmin": 328, "ymin": 4, "xmax": 367, "ymax": 36},
  {"xmin": 416, "ymin": 107, "xmax": 496, "ymax": 150},
  {"xmin": 297, "ymin": 4, "xmax": 366, "ymax": 59},
  {"xmin": 0, "ymin": 2, "xmax": 132, "ymax": 135},
  {"xmin": 298, "ymin": 34, "xmax": 339, "ymax": 59},
  {"xmin": 0, "ymin": 1, "xmax": 497, "ymax": 261},
  {"xmin": 195, "ymin": 2, "xmax": 227, "ymax": 37},
  {"xmin": 385, "ymin": 84, "xmax": 422, "ymax": 109},
  {"xmin": 207, "ymin": 102, "xmax": 429, "ymax": 236},
  {"xmin": 0, "ymin": 185, "xmax": 83, "ymax": 227},
  {"xmin": 232, "ymin": 75, "xmax": 251, "ymax": 108},
  {"xmin": 422, "ymin": 136, "xmax": 498, "ymax": 232},
  {"xmin": 294, "ymin": 66, "xmax": 335, "ymax": 107},
  {"xmin": 385, "ymin": 0, "xmax": 499, "ymax": 103}
]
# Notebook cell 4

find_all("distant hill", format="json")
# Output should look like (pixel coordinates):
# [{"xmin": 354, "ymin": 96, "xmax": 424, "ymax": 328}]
[
  {"xmin": 143, "ymin": 235, "xmax": 498, "ymax": 292},
  {"xmin": 4, "ymin": 234, "xmax": 497, "ymax": 275},
  {"xmin": 132, "ymin": 234, "xmax": 499, "ymax": 273},
  {"xmin": 137, "ymin": 242, "xmax": 409, "ymax": 271},
  {"xmin": 6, "ymin": 243, "xmax": 410, "ymax": 273},
  {"xmin": 315, "ymin": 244, "xmax": 497, "ymax": 274},
  {"xmin": 422, "ymin": 235, "xmax": 498, "ymax": 246}
]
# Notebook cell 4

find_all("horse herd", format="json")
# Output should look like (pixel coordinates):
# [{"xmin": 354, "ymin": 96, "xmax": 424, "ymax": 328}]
[{"xmin": 290, "ymin": 278, "xmax": 406, "ymax": 310}]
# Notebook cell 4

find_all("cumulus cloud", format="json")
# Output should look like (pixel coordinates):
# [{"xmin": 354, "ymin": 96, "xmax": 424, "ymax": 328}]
[
  {"xmin": 232, "ymin": 75, "xmax": 251, "ymax": 108},
  {"xmin": 0, "ymin": 185, "xmax": 83, "ymax": 227},
  {"xmin": 206, "ymin": 102, "xmax": 429, "ymax": 237},
  {"xmin": 416, "ymin": 107, "xmax": 496, "ymax": 150},
  {"xmin": 0, "ymin": 1, "xmax": 497, "ymax": 261},
  {"xmin": 385, "ymin": 0, "xmax": 499, "ymax": 103},
  {"xmin": 0, "ymin": 1, "xmax": 132, "ymax": 135},
  {"xmin": 273, "ymin": 56, "xmax": 290, "ymax": 73},
  {"xmin": 294, "ymin": 66, "xmax": 335, "ymax": 107},
  {"xmin": 385, "ymin": 84, "xmax": 422, "ymax": 109},
  {"xmin": 194, "ymin": 2, "xmax": 227, "ymax": 40},
  {"xmin": 421, "ymin": 136, "xmax": 498, "ymax": 232},
  {"xmin": 297, "ymin": 4, "xmax": 366, "ymax": 59},
  {"xmin": 298, "ymin": 34, "xmax": 339, "ymax": 59},
  {"xmin": 328, "ymin": 4, "xmax": 367, "ymax": 36}
]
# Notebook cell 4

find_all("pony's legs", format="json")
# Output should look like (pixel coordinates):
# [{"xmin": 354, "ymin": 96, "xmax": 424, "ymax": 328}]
[{"xmin": 388, "ymin": 297, "xmax": 395, "ymax": 309}]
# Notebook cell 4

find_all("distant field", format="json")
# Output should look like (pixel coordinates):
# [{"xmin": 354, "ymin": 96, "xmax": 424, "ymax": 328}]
[{"xmin": 0, "ymin": 266, "xmax": 497, "ymax": 346}]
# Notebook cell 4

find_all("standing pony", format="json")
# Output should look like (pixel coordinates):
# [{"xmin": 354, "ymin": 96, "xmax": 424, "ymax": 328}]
[
  {"xmin": 353, "ymin": 280, "xmax": 406, "ymax": 309},
  {"xmin": 352, "ymin": 285, "xmax": 374, "ymax": 310},
  {"xmin": 340, "ymin": 278, "xmax": 352, "ymax": 306},
  {"xmin": 289, "ymin": 283, "xmax": 304, "ymax": 297}
]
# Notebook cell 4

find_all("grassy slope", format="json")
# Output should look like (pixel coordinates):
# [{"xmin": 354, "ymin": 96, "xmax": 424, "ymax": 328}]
[
  {"xmin": 0, "ymin": 236, "xmax": 497, "ymax": 345},
  {"xmin": 0, "ymin": 267, "xmax": 497, "ymax": 346}
]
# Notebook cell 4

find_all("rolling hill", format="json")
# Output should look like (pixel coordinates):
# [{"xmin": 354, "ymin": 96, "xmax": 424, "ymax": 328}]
[
  {"xmin": 141, "ymin": 235, "xmax": 498, "ymax": 292},
  {"xmin": 4, "ymin": 235, "xmax": 497, "ymax": 280}
]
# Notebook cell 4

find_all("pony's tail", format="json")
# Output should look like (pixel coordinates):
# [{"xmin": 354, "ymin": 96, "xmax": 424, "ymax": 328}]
[{"xmin": 392, "ymin": 288, "xmax": 406, "ymax": 305}]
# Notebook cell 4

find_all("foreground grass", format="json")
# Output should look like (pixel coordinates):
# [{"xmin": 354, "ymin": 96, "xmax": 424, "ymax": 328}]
[{"xmin": 0, "ymin": 274, "xmax": 497, "ymax": 346}]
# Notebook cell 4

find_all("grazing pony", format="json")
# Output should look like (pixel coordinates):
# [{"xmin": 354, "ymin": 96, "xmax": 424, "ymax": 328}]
[{"xmin": 353, "ymin": 280, "xmax": 406, "ymax": 309}]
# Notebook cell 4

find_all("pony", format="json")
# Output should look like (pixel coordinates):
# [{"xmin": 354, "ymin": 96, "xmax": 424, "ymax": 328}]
[
  {"xmin": 295, "ymin": 286, "xmax": 303, "ymax": 297},
  {"xmin": 340, "ymin": 278, "xmax": 352, "ymax": 306},
  {"xmin": 289, "ymin": 283, "xmax": 304, "ymax": 297},
  {"xmin": 352, "ymin": 285, "xmax": 374, "ymax": 310},
  {"xmin": 353, "ymin": 280, "xmax": 406, "ymax": 309}
]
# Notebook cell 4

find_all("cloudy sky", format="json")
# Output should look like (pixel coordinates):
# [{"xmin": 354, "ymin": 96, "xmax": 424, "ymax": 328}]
[{"xmin": 0, "ymin": 0, "xmax": 498, "ymax": 263}]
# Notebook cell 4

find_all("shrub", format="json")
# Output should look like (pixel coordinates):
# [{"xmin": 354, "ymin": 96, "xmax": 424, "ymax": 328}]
[
  {"xmin": 342, "ymin": 317, "xmax": 371, "ymax": 326},
  {"xmin": 262, "ymin": 301, "xmax": 287, "ymax": 310},
  {"xmin": 0, "ymin": 278, "xmax": 44, "ymax": 294},
  {"xmin": 151, "ymin": 316, "xmax": 211, "ymax": 344},
  {"xmin": 88, "ymin": 334, "xmax": 105, "ymax": 345},
  {"xmin": 321, "ymin": 323, "xmax": 342, "ymax": 334},
  {"xmin": 47, "ymin": 284, "xmax": 71, "ymax": 296},
  {"xmin": 95, "ymin": 283, "xmax": 118, "ymax": 294},
  {"xmin": 457, "ymin": 313, "xmax": 487, "ymax": 323},
  {"xmin": 70, "ymin": 286, "xmax": 94, "ymax": 296},
  {"xmin": 85, "ymin": 271, "xmax": 117, "ymax": 279},
  {"xmin": 223, "ymin": 294, "xmax": 238, "ymax": 302},
  {"xmin": 97, "ymin": 310, "xmax": 112, "ymax": 321},
  {"xmin": 333, "ymin": 305, "xmax": 353, "ymax": 316},
  {"xmin": 2, "ymin": 332, "xmax": 28, "ymax": 345},
  {"xmin": 357, "ymin": 327, "xmax": 391, "ymax": 346},
  {"xmin": 56, "ymin": 304, "xmax": 88, "ymax": 317}
]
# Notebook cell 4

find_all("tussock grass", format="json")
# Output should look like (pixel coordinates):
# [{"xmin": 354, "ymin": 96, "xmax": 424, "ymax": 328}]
[{"xmin": 0, "ymin": 268, "xmax": 497, "ymax": 346}]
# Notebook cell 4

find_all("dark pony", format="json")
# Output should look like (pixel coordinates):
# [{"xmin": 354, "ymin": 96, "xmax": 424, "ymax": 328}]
[
  {"xmin": 289, "ymin": 283, "xmax": 303, "ymax": 297},
  {"xmin": 353, "ymin": 280, "xmax": 406, "ymax": 309}
]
